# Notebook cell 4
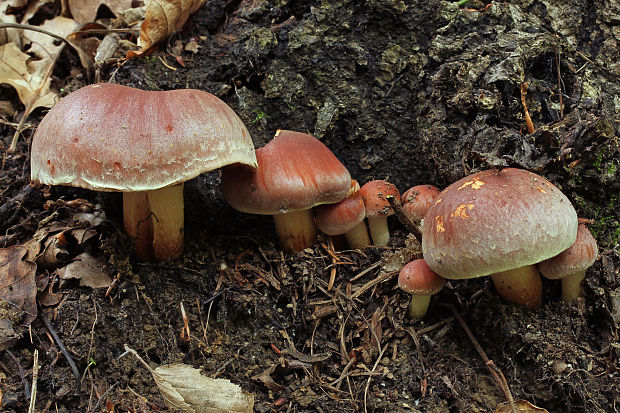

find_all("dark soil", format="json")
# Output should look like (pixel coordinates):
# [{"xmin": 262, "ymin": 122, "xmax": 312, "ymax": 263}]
[{"xmin": 1, "ymin": 0, "xmax": 619, "ymax": 412}]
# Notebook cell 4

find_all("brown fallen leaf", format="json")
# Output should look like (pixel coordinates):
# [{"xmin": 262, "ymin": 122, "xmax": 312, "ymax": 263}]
[
  {"xmin": 0, "ymin": 43, "xmax": 58, "ymax": 111},
  {"xmin": 496, "ymin": 400, "xmax": 549, "ymax": 412},
  {"xmin": 128, "ymin": 0, "xmax": 205, "ymax": 57},
  {"xmin": 66, "ymin": 0, "xmax": 133, "ymax": 24},
  {"xmin": 124, "ymin": 345, "xmax": 254, "ymax": 413},
  {"xmin": 57, "ymin": 253, "xmax": 113, "ymax": 289},
  {"xmin": 0, "ymin": 246, "xmax": 37, "ymax": 327}
]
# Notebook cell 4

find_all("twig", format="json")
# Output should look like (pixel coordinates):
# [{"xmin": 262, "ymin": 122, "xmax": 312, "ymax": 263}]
[
  {"xmin": 385, "ymin": 195, "xmax": 422, "ymax": 243},
  {"xmin": 351, "ymin": 270, "xmax": 398, "ymax": 300},
  {"xmin": 449, "ymin": 305, "xmax": 518, "ymax": 413},
  {"xmin": 39, "ymin": 309, "xmax": 81, "ymax": 386},
  {"xmin": 6, "ymin": 349, "xmax": 30, "ymax": 400},
  {"xmin": 89, "ymin": 383, "xmax": 117, "ymax": 413},
  {"xmin": 27, "ymin": 350, "xmax": 38, "ymax": 413},
  {"xmin": 520, "ymin": 82, "xmax": 535, "ymax": 135},
  {"xmin": 553, "ymin": 43, "xmax": 564, "ymax": 120},
  {"xmin": 0, "ymin": 23, "xmax": 76, "ymax": 49}
]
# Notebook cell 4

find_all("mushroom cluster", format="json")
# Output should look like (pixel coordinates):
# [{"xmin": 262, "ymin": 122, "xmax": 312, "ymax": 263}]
[
  {"xmin": 422, "ymin": 168, "xmax": 580, "ymax": 308},
  {"xmin": 30, "ymin": 84, "xmax": 598, "ymax": 315}
]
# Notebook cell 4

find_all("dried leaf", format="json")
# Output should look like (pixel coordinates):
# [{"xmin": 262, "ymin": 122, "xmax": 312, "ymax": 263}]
[
  {"xmin": 153, "ymin": 364, "xmax": 254, "ymax": 413},
  {"xmin": 0, "ymin": 246, "xmax": 37, "ymax": 327},
  {"xmin": 128, "ymin": 0, "xmax": 205, "ymax": 57},
  {"xmin": 125, "ymin": 345, "xmax": 254, "ymax": 413},
  {"xmin": 67, "ymin": 0, "xmax": 134, "ymax": 24},
  {"xmin": 496, "ymin": 400, "xmax": 549, "ymax": 412},
  {"xmin": 0, "ymin": 43, "xmax": 57, "ymax": 110},
  {"xmin": 57, "ymin": 253, "xmax": 112, "ymax": 289}
]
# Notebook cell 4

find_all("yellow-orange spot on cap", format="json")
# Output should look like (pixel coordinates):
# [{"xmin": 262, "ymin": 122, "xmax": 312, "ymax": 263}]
[
  {"xmin": 275, "ymin": 129, "xmax": 282, "ymax": 137},
  {"xmin": 435, "ymin": 216, "xmax": 445, "ymax": 233},
  {"xmin": 434, "ymin": 198, "xmax": 443, "ymax": 205},
  {"xmin": 450, "ymin": 203, "xmax": 474, "ymax": 219},
  {"xmin": 537, "ymin": 185, "xmax": 547, "ymax": 193},
  {"xmin": 458, "ymin": 178, "xmax": 485, "ymax": 190}
]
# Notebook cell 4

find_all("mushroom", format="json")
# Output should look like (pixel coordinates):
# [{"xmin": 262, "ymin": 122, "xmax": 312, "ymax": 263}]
[
  {"xmin": 538, "ymin": 219, "xmax": 598, "ymax": 301},
  {"xmin": 398, "ymin": 259, "xmax": 446, "ymax": 320},
  {"xmin": 30, "ymin": 83, "xmax": 257, "ymax": 261},
  {"xmin": 315, "ymin": 181, "xmax": 371, "ymax": 250},
  {"xmin": 401, "ymin": 184, "xmax": 441, "ymax": 224},
  {"xmin": 422, "ymin": 168, "xmax": 578, "ymax": 308},
  {"xmin": 359, "ymin": 180, "xmax": 400, "ymax": 246},
  {"xmin": 221, "ymin": 130, "xmax": 352, "ymax": 252}
]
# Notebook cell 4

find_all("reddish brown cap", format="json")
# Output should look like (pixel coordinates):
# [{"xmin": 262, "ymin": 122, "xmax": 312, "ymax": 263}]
[
  {"xmin": 422, "ymin": 168, "xmax": 578, "ymax": 280},
  {"xmin": 359, "ymin": 180, "xmax": 399, "ymax": 218},
  {"xmin": 31, "ymin": 83, "xmax": 257, "ymax": 191},
  {"xmin": 398, "ymin": 259, "xmax": 446, "ymax": 295},
  {"xmin": 315, "ymin": 189, "xmax": 365, "ymax": 235},
  {"xmin": 538, "ymin": 221, "xmax": 598, "ymax": 279},
  {"xmin": 221, "ymin": 130, "xmax": 352, "ymax": 214},
  {"xmin": 401, "ymin": 185, "xmax": 441, "ymax": 222}
]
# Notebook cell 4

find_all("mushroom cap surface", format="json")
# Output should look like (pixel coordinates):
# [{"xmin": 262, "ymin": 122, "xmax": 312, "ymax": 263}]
[
  {"xmin": 221, "ymin": 130, "xmax": 352, "ymax": 215},
  {"xmin": 31, "ymin": 83, "xmax": 257, "ymax": 192},
  {"xmin": 398, "ymin": 259, "xmax": 446, "ymax": 295},
  {"xmin": 359, "ymin": 180, "xmax": 399, "ymax": 219},
  {"xmin": 538, "ymin": 222, "xmax": 598, "ymax": 279},
  {"xmin": 315, "ymin": 191, "xmax": 366, "ymax": 235},
  {"xmin": 401, "ymin": 184, "xmax": 441, "ymax": 222},
  {"xmin": 422, "ymin": 168, "xmax": 578, "ymax": 280}
]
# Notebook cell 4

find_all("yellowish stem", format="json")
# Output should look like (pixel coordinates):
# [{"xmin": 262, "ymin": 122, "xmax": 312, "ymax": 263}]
[
  {"xmin": 561, "ymin": 271, "xmax": 586, "ymax": 302},
  {"xmin": 344, "ymin": 221, "xmax": 371, "ymax": 249},
  {"xmin": 408, "ymin": 294, "xmax": 431, "ymax": 320},
  {"xmin": 123, "ymin": 183, "xmax": 184, "ymax": 261},
  {"xmin": 367, "ymin": 216, "xmax": 390, "ymax": 246},
  {"xmin": 273, "ymin": 209, "xmax": 318, "ymax": 252},
  {"xmin": 148, "ymin": 183, "xmax": 184, "ymax": 261},
  {"xmin": 490, "ymin": 264, "xmax": 542, "ymax": 308}
]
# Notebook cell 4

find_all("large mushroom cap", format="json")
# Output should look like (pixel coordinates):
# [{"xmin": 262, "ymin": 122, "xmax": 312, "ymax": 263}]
[
  {"xmin": 31, "ymin": 83, "xmax": 257, "ymax": 191},
  {"xmin": 221, "ymin": 130, "xmax": 352, "ymax": 215},
  {"xmin": 538, "ymin": 221, "xmax": 598, "ymax": 279},
  {"xmin": 422, "ymin": 168, "xmax": 578, "ymax": 280}
]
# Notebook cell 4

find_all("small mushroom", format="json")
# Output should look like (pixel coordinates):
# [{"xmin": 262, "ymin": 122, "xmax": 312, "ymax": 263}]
[
  {"xmin": 30, "ymin": 83, "xmax": 257, "ymax": 261},
  {"xmin": 422, "ymin": 168, "xmax": 578, "ymax": 308},
  {"xmin": 538, "ymin": 219, "xmax": 598, "ymax": 301},
  {"xmin": 221, "ymin": 130, "xmax": 352, "ymax": 252},
  {"xmin": 315, "ymin": 181, "xmax": 371, "ymax": 250},
  {"xmin": 359, "ymin": 180, "xmax": 399, "ymax": 246},
  {"xmin": 398, "ymin": 259, "xmax": 446, "ymax": 320},
  {"xmin": 401, "ymin": 184, "xmax": 441, "ymax": 225}
]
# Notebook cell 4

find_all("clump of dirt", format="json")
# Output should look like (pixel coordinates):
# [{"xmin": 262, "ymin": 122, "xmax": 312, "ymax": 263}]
[{"xmin": 1, "ymin": 0, "xmax": 619, "ymax": 412}]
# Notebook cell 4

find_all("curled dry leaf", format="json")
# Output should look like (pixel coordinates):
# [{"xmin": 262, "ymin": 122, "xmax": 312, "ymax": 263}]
[
  {"xmin": 496, "ymin": 400, "xmax": 549, "ymax": 412},
  {"xmin": 128, "ymin": 0, "xmax": 205, "ymax": 57},
  {"xmin": 125, "ymin": 345, "xmax": 254, "ymax": 413}
]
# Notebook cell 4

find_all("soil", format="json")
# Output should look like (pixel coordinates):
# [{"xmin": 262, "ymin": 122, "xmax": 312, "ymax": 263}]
[{"xmin": 1, "ymin": 0, "xmax": 619, "ymax": 412}]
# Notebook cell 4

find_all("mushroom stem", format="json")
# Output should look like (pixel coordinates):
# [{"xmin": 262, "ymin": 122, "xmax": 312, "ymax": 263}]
[
  {"xmin": 367, "ymin": 216, "xmax": 390, "ymax": 246},
  {"xmin": 490, "ymin": 264, "xmax": 542, "ymax": 308},
  {"xmin": 273, "ymin": 209, "xmax": 318, "ymax": 252},
  {"xmin": 123, "ymin": 183, "xmax": 184, "ymax": 261},
  {"xmin": 344, "ymin": 221, "xmax": 371, "ymax": 249},
  {"xmin": 561, "ymin": 271, "xmax": 586, "ymax": 302},
  {"xmin": 408, "ymin": 294, "xmax": 431, "ymax": 320}
]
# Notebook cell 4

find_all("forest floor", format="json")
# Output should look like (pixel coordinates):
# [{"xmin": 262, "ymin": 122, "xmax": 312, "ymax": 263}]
[{"xmin": 1, "ymin": 0, "xmax": 619, "ymax": 412}]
